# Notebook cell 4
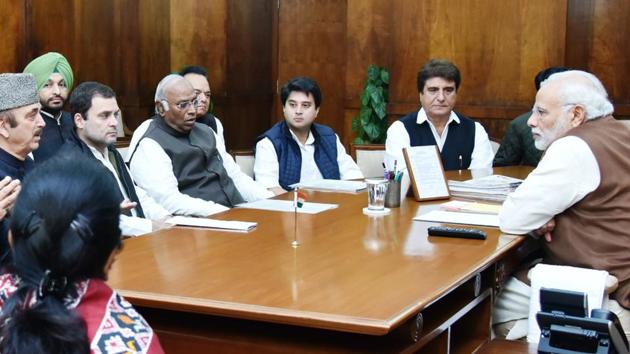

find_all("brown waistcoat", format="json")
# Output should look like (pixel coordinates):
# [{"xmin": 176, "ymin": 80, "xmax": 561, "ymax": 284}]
[{"xmin": 547, "ymin": 116, "xmax": 630, "ymax": 308}]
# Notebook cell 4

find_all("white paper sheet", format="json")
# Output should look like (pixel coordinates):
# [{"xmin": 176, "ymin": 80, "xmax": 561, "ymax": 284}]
[
  {"xmin": 413, "ymin": 209, "xmax": 499, "ymax": 227},
  {"xmin": 403, "ymin": 146, "xmax": 449, "ymax": 199},
  {"xmin": 237, "ymin": 199, "xmax": 338, "ymax": 214},
  {"xmin": 166, "ymin": 216, "xmax": 257, "ymax": 231},
  {"xmin": 291, "ymin": 179, "xmax": 367, "ymax": 192},
  {"xmin": 527, "ymin": 264, "xmax": 608, "ymax": 343}
]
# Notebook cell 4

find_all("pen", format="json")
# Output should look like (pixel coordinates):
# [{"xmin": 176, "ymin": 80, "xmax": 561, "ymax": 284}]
[{"xmin": 393, "ymin": 160, "xmax": 397, "ymax": 176}]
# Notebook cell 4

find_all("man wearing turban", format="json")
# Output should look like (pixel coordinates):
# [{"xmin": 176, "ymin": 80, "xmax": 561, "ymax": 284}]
[{"xmin": 23, "ymin": 52, "xmax": 74, "ymax": 162}]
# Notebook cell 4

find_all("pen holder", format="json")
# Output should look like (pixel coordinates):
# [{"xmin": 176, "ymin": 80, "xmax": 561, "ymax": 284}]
[{"xmin": 384, "ymin": 180, "xmax": 401, "ymax": 208}]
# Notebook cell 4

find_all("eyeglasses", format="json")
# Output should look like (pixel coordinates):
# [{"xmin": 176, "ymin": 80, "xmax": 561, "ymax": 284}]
[{"xmin": 173, "ymin": 98, "xmax": 200, "ymax": 111}]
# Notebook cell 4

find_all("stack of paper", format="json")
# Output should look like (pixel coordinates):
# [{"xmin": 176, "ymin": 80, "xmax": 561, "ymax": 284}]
[
  {"xmin": 448, "ymin": 175, "xmax": 522, "ymax": 202},
  {"xmin": 291, "ymin": 179, "xmax": 367, "ymax": 192},
  {"xmin": 166, "ymin": 216, "xmax": 257, "ymax": 231}
]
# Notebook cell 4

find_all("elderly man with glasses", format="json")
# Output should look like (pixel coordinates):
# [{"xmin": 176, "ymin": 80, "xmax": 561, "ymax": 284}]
[
  {"xmin": 128, "ymin": 74, "xmax": 272, "ymax": 217},
  {"xmin": 126, "ymin": 66, "xmax": 224, "ymax": 160}
]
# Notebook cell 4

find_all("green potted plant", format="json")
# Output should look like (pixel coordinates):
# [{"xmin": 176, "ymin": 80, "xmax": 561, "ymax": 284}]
[{"xmin": 352, "ymin": 65, "xmax": 389, "ymax": 144}]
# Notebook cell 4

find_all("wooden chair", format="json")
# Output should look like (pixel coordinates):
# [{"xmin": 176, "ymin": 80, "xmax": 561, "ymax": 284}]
[
  {"xmin": 490, "ymin": 139, "xmax": 501, "ymax": 156},
  {"xmin": 230, "ymin": 149, "xmax": 255, "ymax": 178},
  {"xmin": 350, "ymin": 143, "xmax": 386, "ymax": 178},
  {"xmin": 115, "ymin": 136, "xmax": 131, "ymax": 161},
  {"xmin": 617, "ymin": 119, "xmax": 630, "ymax": 130}
]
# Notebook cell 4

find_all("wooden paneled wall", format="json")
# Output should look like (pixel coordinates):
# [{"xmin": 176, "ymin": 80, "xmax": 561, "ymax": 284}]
[
  {"xmin": 341, "ymin": 0, "xmax": 568, "ymax": 143},
  {"xmin": 1, "ymin": 0, "xmax": 274, "ymax": 150},
  {"xmin": 1, "ymin": 0, "xmax": 629, "ymax": 150}
]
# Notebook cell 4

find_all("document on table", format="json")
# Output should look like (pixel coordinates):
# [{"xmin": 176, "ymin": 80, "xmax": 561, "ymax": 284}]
[
  {"xmin": 440, "ymin": 200, "xmax": 502, "ymax": 214},
  {"xmin": 402, "ymin": 146, "xmax": 450, "ymax": 200},
  {"xmin": 414, "ymin": 209, "xmax": 500, "ymax": 227},
  {"xmin": 237, "ymin": 199, "xmax": 338, "ymax": 214},
  {"xmin": 291, "ymin": 179, "xmax": 367, "ymax": 192},
  {"xmin": 166, "ymin": 216, "xmax": 257, "ymax": 231}
]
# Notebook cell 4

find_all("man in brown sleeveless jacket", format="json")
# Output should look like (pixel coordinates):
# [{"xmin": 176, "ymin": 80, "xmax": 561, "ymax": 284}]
[{"xmin": 497, "ymin": 70, "xmax": 629, "ymax": 341}]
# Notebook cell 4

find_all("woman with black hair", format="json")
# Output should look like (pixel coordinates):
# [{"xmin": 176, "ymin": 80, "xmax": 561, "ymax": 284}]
[{"xmin": 0, "ymin": 156, "xmax": 164, "ymax": 354}]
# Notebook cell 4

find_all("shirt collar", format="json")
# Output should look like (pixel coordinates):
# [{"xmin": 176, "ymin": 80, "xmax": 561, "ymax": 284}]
[
  {"xmin": 86, "ymin": 144, "xmax": 108, "ymax": 161},
  {"xmin": 288, "ymin": 128, "xmax": 314, "ymax": 146},
  {"xmin": 416, "ymin": 107, "xmax": 460, "ymax": 126},
  {"xmin": 155, "ymin": 115, "xmax": 190, "ymax": 138},
  {"xmin": 0, "ymin": 147, "xmax": 26, "ymax": 168},
  {"xmin": 41, "ymin": 109, "xmax": 63, "ymax": 121}
]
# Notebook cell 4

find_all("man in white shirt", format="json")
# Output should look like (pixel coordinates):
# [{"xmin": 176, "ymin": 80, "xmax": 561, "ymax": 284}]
[
  {"xmin": 128, "ymin": 74, "xmax": 272, "ymax": 217},
  {"xmin": 496, "ymin": 71, "xmax": 629, "ymax": 341},
  {"xmin": 126, "ymin": 65, "xmax": 225, "ymax": 162},
  {"xmin": 61, "ymin": 81, "xmax": 171, "ymax": 236},
  {"xmin": 385, "ymin": 59, "xmax": 493, "ymax": 170},
  {"xmin": 255, "ymin": 77, "xmax": 362, "ymax": 194}
]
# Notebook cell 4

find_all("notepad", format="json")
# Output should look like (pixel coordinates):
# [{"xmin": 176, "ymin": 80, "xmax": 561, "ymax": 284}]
[
  {"xmin": 166, "ymin": 216, "xmax": 257, "ymax": 231},
  {"xmin": 440, "ymin": 200, "xmax": 502, "ymax": 215},
  {"xmin": 237, "ymin": 199, "xmax": 338, "ymax": 214},
  {"xmin": 414, "ymin": 210, "xmax": 499, "ymax": 227}
]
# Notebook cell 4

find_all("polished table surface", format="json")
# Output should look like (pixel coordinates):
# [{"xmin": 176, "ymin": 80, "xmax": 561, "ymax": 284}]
[{"xmin": 108, "ymin": 167, "xmax": 533, "ymax": 338}]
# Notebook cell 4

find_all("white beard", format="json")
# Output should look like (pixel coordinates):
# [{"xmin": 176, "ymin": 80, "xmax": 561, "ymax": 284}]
[{"xmin": 532, "ymin": 117, "xmax": 569, "ymax": 151}]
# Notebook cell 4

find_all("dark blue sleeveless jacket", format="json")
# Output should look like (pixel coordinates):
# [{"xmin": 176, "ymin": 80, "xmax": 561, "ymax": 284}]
[
  {"xmin": 400, "ymin": 111, "xmax": 476, "ymax": 170},
  {"xmin": 257, "ymin": 121, "xmax": 340, "ymax": 190}
]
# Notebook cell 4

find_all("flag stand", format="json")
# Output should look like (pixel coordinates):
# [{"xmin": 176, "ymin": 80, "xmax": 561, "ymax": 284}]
[{"xmin": 292, "ymin": 188, "xmax": 300, "ymax": 248}]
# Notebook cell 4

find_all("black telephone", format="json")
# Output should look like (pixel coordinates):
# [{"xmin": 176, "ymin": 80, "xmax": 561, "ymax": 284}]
[{"xmin": 536, "ymin": 288, "xmax": 629, "ymax": 354}]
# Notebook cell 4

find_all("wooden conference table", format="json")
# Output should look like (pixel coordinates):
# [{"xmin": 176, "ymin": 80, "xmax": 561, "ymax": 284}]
[{"xmin": 108, "ymin": 167, "xmax": 535, "ymax": 353}]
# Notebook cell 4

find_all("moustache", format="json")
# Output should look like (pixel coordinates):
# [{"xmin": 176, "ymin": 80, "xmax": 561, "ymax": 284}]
[{"xmin": 47, "ymin": 95, "xmax": 64, "ymax": 102}]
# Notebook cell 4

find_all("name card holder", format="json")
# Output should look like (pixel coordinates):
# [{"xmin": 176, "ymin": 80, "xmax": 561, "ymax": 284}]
[{"xmin": 403, "ymin": 146, "xmax": 450, "ymax": 201}]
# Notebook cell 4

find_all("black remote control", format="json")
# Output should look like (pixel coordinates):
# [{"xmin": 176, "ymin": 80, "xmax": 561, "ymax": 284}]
[{"xmin": 427, "ymin": 226, "xmax": 487, "ymax": 240}]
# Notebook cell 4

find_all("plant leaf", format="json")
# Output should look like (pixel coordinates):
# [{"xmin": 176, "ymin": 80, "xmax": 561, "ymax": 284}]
[
  {"xmin": 366, "ymin": 83, "xmax": 377, "ymax": 99},
  {"xmin": 369, "ymin": 87, "xmax": 382, "ymax": 105},
  {"xmin": 367, "ymin": 65, "xmax": 379, "ymax": 81},
  {"xmin": 351, "ymin": 116, "xmax": 361, "ymax": 132},
  {"xmin": 380, "ymin": 70, "xmax": 390, "ymax": 84},
  {"xmin": 354, "ymin": 136, "xmax": 366, "ymax": 144},
  {"xmin": 374, "ymin": 101, "xmax": 387, "ymax": 119},
  {"xmin": 365, "ymin": 122, "xmax": 380, "ymax": 140},
  {"xmin": 360, "ymin": 91, "xmax": 369, "ymax": 106},
  {"xmin": 359, "ymin": 108, "xmax": 372, "ymax": 125}
]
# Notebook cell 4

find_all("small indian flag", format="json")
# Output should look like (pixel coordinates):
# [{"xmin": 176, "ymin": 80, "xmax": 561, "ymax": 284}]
[{"xmin": 294, "ymin": 189, "xmax": 307, "ymax": 208}]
